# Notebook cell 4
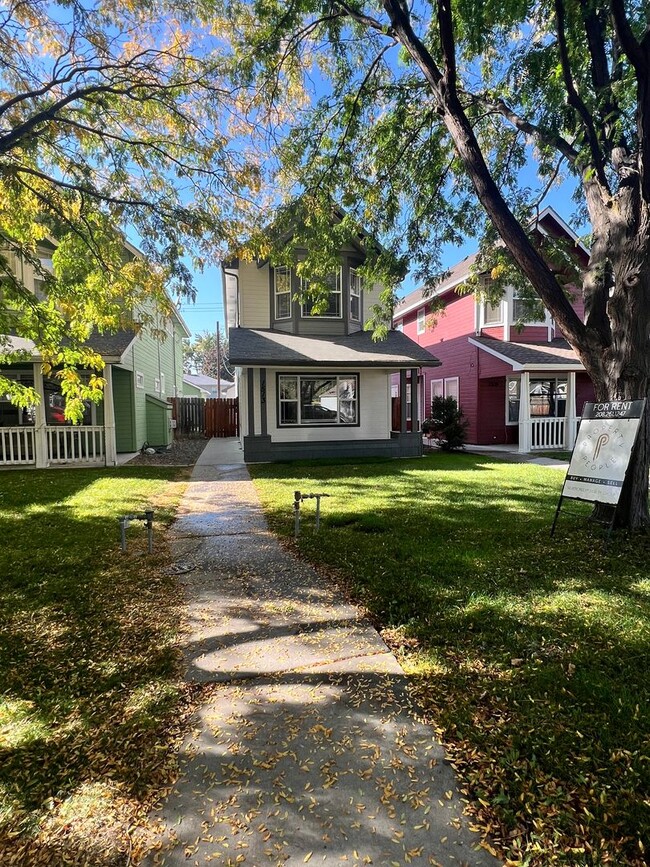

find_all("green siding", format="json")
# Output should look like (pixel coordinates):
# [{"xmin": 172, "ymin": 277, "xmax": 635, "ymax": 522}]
[
  {"xmin": 112, "ymin": 367, "xmax": 136, "ymax": 452},
  {"xmin": 182, "ymin": 381, "xmax": 204, "ymax": 397},
  {"xmin": 145, "ymin": 395, "xmax": 172, "ymax": 447}
]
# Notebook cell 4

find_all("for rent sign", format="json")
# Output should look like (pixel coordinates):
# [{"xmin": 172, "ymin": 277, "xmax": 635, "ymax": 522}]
[{"xmin": 562, "ymin": 400, "xmax": 646, "ymax": 505}]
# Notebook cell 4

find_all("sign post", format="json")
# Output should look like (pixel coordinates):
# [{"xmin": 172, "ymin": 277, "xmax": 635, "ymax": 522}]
[{"xmin": 551, "ymin": 399, "xmax": 646, "ymax": 537}]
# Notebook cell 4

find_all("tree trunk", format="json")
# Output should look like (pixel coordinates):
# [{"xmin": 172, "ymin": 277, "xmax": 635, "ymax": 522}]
[{"xmin": 586, "ymin": 200, "xmax": 650, "ymax": 529}]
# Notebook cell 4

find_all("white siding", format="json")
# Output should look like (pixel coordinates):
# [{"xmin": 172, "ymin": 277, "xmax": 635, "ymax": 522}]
[{"xmin": 262, "ymin": 368, "xmax": 391, "ymax": 442}]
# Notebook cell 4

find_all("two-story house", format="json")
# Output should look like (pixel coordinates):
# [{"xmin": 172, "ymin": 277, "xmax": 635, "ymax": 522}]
[
  {"xmin": 224, "ymin": 229, "xmax": 440, "ymax": 462},
  {"xmin": 0, "ymin": 239, "xmax": 190, "ymax": 469},
  {"xmin": 393, "ymin": 208, "xmax": 595, "ymax": 452}
]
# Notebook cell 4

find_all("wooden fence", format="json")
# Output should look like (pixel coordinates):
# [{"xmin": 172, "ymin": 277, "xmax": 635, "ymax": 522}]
[{"xmin": 170, "ymin": 397, "xmax": 239, "ymax": 438}]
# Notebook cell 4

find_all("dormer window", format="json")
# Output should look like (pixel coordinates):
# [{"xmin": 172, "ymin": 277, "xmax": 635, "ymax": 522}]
[
  {"xmin": 274, "ymin": 266, "xmax": 291, "ymax": 320},
  {"xmin": 350, "ymin": 268, "xmax": 362, "ymax": 321},
  {"xmin": 301, "ymin": 269, "xmax": 342, "ymax": 318}
]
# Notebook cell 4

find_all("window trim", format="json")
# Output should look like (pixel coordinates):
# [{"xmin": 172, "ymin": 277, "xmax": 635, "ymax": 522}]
[
  {"xmin": 274, "ymin": 265, "xmax": 292, "ymax": 321},
  {"xmin": 417, "ymin": 307, "xmax": 426, "ymax": 334},
  {"xmin": 510, "ymin": 291, "xmax": 547, "ymax": 326},
  {"xmin": 350, "ymin": 267, "xmax": 362, "ymax": 322},
  {"xmin": 430, "ymin": 378, "xmax": 444, "ymax": 406},
  {"xmin": 481, "ymin": 299, "xmax": 503, "ymax": 327},
  {"xmin": 135, "ymin": 371, "xmax": 144, "ymax": 389},
  {"xmin": 506, "ymin": 375, "xmax": 520, "ymax": 425},
  {"xmin": 160, "ymin": 373, "xmax": 165, "ymax": 394},
  {"xmin": 444, "ymin": 376, "xmax": 460, "ymax": 406},
  {"xmin": 300, "ymin": 267, "xmax": 343, "ymax": 319},
  {"xmin": 276, "ymin": 372, "xmax": 360, "ymax": 427}
]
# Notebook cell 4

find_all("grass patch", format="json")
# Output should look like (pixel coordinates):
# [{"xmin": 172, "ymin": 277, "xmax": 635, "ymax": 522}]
[
  {"xmin": 250, "ymin": 453, "xmax": 650, "ymax": 866},
  {"xmin": 0, "ymin": 467, "xmax": 190, "ymax": 865}
]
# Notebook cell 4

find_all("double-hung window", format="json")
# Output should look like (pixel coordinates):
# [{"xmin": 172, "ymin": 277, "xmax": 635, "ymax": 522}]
[
  {"xmin": 511, "ymin": 291, "xmax": 545, "ymax": 324},
  {"xmin": 301, "ymin": 269, "xmax": 342, "ymax": 318},
  {"xmin": 278, "ymin": 374, "xmax": 358, "ymax": 425},
  {"xmin": 350, "ymin": 268, "xmax": 362, "ymax": 321},
  {"xmin": 274, "ymin": 266, "xmax": 292, "ymax": 320}
]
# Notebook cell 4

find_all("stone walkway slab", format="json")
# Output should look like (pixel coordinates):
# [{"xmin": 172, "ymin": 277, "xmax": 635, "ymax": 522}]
[{"xmin": 146, "ymin": 439, "xmax": 500, "ymax": 867}]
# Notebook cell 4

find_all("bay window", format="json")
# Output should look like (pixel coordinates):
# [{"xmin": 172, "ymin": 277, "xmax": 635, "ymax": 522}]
[
  {"xmin": 350, "ymin": 268, "xmax": 362, "ymax": 321},
  {"xmin": 301, "ymin": 269, "xmax": 342, "ymax": 318},
  {"xmin": 278, "ymin": 374, "xmax": 358, "ymax": 425},
  {"xmin": 274, "ymin": 266, "xmax": 292, "ymax": 320}
]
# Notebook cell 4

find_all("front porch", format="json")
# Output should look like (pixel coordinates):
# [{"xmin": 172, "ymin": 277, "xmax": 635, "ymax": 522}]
[{"xmin": 0, "ymin": 363, "xmax": 117, "ymax": 469}]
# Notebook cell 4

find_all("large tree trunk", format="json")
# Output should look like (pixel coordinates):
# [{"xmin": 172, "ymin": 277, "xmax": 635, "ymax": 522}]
[{"xmin": 581, "ymin": 198, "xmax": 650, "ymax": 529}]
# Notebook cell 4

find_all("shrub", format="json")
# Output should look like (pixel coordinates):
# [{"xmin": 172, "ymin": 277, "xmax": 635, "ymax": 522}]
[{"xmin": 422, "ymin": 396, "xmax": 468, "ymax": 451}]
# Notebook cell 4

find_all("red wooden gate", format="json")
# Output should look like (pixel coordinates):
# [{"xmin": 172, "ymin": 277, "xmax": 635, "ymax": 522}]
[{"xmin": 171, "ymin": 397, "xmax": 239, "ymax": 438}]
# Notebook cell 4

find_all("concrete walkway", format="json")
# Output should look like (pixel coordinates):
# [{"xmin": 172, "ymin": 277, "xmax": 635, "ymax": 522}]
[{"xmin": 147, "ymin": 439, "xmax": 500, "ymax": 867}]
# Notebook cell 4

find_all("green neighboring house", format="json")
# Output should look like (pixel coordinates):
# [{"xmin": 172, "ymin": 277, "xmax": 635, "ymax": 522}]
[{"xmin": 0, "ymin": 241, "xmax": 190, "ymax": 469}]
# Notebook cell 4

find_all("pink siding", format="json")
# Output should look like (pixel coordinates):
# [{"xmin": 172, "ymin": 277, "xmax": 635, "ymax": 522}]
[
  {"xmin": 477, "ymin": 378, "xmax": 508, "ymax": 445},
  {"xmin": 576, "ymin": 372, "xmax": 595, "ymax": 416},
  {"xmin": 420, "ymin": 336, "xmax": 480, "ymax": 442},
  {"xmin": 481, "ymin": 326, "xmax": 504, "ymax": 340},
  {"xmin": 512, "ymin": 325, "xmax": 548, "ymax": 343}
]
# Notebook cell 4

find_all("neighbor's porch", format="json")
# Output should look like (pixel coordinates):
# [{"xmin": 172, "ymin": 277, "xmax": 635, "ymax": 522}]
[{"xmin": 0, "ymin": 363, "xmax": 117, "ymax": 468}]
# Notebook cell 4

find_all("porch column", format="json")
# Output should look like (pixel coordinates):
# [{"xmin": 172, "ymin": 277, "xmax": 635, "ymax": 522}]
[
  {"xmin": 247, "ymin": 367, "xmax": 255, "ymax": 436},
  {"xmin": 518, "ymin": 371, "xmax": 531, "ymax": 453},
  {"xmin": 400, "ymin": 369, "xmax": 408, "ymax": 433},
  {"xmin": 32, "ymin": 362, "xmax": 48, "ymax": 469},
  {"xmin": 103, "ymin": 364, "xmax": 117, "ymax": 466},
  {"xmin": 259, "ymin": 368, "xmax": 267, "ymax": 436},
  {"xmin": 410, "ymin": 368, "xmax": 419, "ymax": 432},
  {"xmin": 566, "ymin": 371, "xmax": 577, "ymax": 450}
]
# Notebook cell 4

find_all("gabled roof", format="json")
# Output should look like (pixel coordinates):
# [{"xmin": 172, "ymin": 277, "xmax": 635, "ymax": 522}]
[
  {"xmin": 469, "ymin": 336, "xmax": 583, "ymax": 370},
  {"xmin": 183, "ymin": 373, "xmax": 233, "ymax": 389},
  {"xmin": 394, "ymin": 253, "xmax": 478, "ymax": 319},
  {"xmin": 229, "ymin": 328, "xmax": 440, "ymax": 368},
  {"xmin": 1, "ymin": 330, "xmax": 137, "ymax": 363},
  {"xmin": 393, "ymin": 206, "xmax": 588, "ymax": 322}
]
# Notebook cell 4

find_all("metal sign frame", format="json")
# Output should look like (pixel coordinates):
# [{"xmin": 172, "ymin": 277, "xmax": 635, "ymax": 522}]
[{"xmin": 551, "ymin": 399, "xmax": 646, "ymax": 538}]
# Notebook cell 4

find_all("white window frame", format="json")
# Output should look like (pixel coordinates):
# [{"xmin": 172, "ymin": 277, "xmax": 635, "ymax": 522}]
[
  {"xmin": 160, "ymin": 373, "xmax": 165, "ymax": 394},
  {"xmin": 417, "ymin": 307, "xmax": 426, "ymax": 334},
  {"xmin": 278, "ymin": 373, "xmax": 358, "ymax": 426},
  {"xmin": 481, "ymin": 299, "xmax": 503, "ymax": 327},
  {"xmin": 510, "ymin": 290, "xmax": 547, "ymax": 326},
  {"xmin": 430, "ymin": 378, "xmax": 444, "ymax": 406},
  {"xmin": 154, "ymin": 376, "xmax": 160, "ymax": 393},
  {"xmin": 135, "ymin": 371, "xmax": 144, "ymax": 389},
  {"xmin": 395, "ymin": 321, "xmax": 403, "ymax": 332},
  {"xmin": 506, "ymin": 376, "xmax": 520, "ymax": 425},
  {"xmin": 444, "ymin": 376, "xmax": 460, "ymax": 406},
  {"xmin": 274, "ymin": 266, "xmax": 292, "ymax": 321},
  {"xmin": 300, "ymin": 268, "xmax": 343, "ymax": 319},
  {"xmin": 350, "ymin": 268, "xmax": 362, "ymax": 322}
]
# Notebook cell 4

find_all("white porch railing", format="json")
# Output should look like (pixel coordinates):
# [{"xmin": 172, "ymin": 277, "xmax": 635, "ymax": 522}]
[
  {"xmin": 530, "ymin": 417, "xmax": 566, "ymax": 451},
  {"xmin": 0, "ymin": 427, "xmax": 35, "ymax": 465},
  {"xmin": 46, "ymin": 425, "xmax": 105, "ymax": 464}
]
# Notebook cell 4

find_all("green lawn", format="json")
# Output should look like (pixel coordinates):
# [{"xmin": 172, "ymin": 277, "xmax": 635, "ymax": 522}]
[
  {"xmin": 0, "ymin": 467, "xmax": 189, "ymax": 865},
  {"xmin": 250, "ymin": 453, "xmax": 650, "ymax": 867}
]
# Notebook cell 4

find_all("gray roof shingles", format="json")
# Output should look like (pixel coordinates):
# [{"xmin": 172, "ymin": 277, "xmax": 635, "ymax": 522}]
[
  {"xmin": 472, "ymin": 336, "xmax": 582, "ymax": 367},
  {"xmin": 229, "ymin": 328, "xmax": 440, "ymax": 368}
]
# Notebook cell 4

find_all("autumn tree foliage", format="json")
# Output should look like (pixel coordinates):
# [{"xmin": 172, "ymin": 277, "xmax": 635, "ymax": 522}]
[
  {"xmin": 0, "ymin": 0, "xmax": 259, "ymax": 419},
  {"xmin": 226, "ymin": 0, "xmax": 650, "ymax": 529}
]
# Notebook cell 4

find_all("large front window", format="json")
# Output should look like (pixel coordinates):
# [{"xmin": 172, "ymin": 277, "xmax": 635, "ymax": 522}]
[
  {"xmin": 278, "ymin": 374, "xmax": 358, "ymax": 425},
  {"xmin": 507, "ymin": 376, "xmax": 567, "ymax": 423},
  {"xmin": 301, "ymin": 270, "xmax": 342, "ymax": 318}
]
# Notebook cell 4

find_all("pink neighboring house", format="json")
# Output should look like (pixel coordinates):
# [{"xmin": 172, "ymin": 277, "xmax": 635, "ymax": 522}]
[{"xmin": 392, "ymin": 208, "xmax": 595, "ymax": 453}]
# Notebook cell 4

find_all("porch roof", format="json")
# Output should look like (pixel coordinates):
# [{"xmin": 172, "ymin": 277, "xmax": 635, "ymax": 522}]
[
  {"xmin": 469, "ymin": 336, "xmax": 584, "ymax": 371},
  {"xmin": 1, "ymin": 329, "xmax": 137, "ymax": 363},
  {"xmin": 229, "ymin": 327, "xmax": 441, "ymax": 368}
]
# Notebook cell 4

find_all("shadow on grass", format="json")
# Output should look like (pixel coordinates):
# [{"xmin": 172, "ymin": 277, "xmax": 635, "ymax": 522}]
[
  {"xmin": 0, "ymin": 467, "xmax": 188, "ymax": 863},
  {"xmin": 249, "ymin": 454, "xmax": 650, "ymax": 865}
]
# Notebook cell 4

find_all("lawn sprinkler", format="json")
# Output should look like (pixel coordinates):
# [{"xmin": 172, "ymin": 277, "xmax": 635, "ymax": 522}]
[
  {"xmin": 119, "ymin": 510, "xmax": 154, "ymax": 553},
  {"xmin": 293, "ymin": 490, "xmax": 330, "ymax": 538}
]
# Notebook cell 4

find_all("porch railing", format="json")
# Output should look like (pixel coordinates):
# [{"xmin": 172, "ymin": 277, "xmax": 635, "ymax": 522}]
[
  {"xmin": 0, "ymin": 427, "xmax": 35, "ymax": 465},
  {"xmin": 530, "ymin": 417, "xmax": 566, "ymax": 451},
  {"xmin": 46, "ymin": 425, "xmax": 105, "ymax": 464}
]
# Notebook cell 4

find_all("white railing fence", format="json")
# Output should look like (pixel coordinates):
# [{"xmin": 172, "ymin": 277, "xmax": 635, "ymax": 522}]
[
  {"xmin": 46, "ymin": 425, "xmax": 105, "ymax": 464},
  {"xmin": 0, "ymin": 427, "xmax": 35, "ymax": 465},
  {"xmin": 530, "ymin": 417, "xmax": 566, "ymax": 451}
]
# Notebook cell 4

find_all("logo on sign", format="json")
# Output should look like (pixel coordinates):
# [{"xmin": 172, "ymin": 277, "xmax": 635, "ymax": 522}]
[{"xmin": 592, "ymin": 433, "xmax": 610, "ymax": 461}]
